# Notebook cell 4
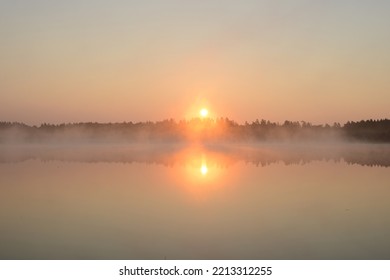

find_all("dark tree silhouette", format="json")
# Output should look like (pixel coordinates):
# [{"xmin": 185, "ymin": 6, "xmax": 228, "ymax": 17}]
[{"xmin": 0, "ymin": 118, "xmax": 389, "ymax": 143}]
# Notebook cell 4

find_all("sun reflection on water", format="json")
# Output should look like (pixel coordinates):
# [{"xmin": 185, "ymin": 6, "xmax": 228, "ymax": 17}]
[{"xmin": 165, "ymin": 146, "xmax": 240, "ymax": 199}]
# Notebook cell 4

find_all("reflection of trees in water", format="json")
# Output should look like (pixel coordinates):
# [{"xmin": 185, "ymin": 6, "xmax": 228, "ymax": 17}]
[{"xmin": 0, "ymin": 144, "xmax": 389, "ymax": 167}]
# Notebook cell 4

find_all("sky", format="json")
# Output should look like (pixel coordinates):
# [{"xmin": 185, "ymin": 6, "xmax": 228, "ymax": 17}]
[{"xmin": 1, "ymin": 0, "xmax": 389, "ymax": 125}]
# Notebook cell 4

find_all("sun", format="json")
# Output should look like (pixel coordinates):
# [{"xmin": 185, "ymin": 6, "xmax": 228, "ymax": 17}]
[
  {"xmin": 200, "ymin": 164, "xmax": 208, "ymax": 175},
  {"xmin": 199, "ymin": 108, "xmax": 209, "ymax": 118}
]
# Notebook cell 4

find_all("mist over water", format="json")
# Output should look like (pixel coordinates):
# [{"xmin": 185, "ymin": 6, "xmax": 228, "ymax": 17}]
[
  {"xmin": 0, "ymin": 142, "xmax": 390, "ymax": 167},
  {"xmin": 1, "ymin": 119, "xmax": 389, "ymax": 144}
]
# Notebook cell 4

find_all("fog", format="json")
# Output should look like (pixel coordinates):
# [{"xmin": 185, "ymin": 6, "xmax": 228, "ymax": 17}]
[
  {"xmin": 3, "ymin": 119, "xmax": 389, "ymax": 144},
  {"xmin": 1, "ymin": 120, "xmax": 389, "ymax": 167},
  {"xmin": 0, "ymin": 142, "xmax": 389, "ymax": 168}
]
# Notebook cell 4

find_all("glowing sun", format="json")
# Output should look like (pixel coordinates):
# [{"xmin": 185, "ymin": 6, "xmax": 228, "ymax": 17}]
[
  {"xmin": 199, "ymin": 108, "xmax": 209, "ymax": 118},
  {"xmin": 200, "ymin": 164, "xmax": 208, "ymax": 175}
]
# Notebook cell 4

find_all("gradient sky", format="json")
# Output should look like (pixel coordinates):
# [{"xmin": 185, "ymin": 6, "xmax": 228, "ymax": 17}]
[{"xmin": 1, "ymin": 0, "xmax": 389, "ymax": 125}]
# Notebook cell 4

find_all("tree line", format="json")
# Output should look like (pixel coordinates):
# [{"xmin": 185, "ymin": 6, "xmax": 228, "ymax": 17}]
[{"xmin": 0, "ymin": 118, "xmax": 389, "ymax": 143}]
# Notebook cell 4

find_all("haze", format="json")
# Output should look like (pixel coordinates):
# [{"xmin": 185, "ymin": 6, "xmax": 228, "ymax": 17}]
[{"xmin": 1, "ymin": 0, "xmax": 390, "ymax": 125}]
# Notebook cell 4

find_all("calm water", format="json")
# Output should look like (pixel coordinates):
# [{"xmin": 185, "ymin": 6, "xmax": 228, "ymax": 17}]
[{"xmin": 0, "ymin": 143, "xmax": 389, "ymax": 259}]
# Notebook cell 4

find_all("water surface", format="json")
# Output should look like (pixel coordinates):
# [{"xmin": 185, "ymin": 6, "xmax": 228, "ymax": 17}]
[{"xmin": 0, "ymin": 143, "xmax": 389, "ymax": 259}]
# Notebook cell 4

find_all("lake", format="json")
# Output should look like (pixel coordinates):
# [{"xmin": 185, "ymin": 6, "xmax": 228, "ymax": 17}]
[{"xmin": 0, "ymin": 143, "xmax": 389, "ymax": 259}]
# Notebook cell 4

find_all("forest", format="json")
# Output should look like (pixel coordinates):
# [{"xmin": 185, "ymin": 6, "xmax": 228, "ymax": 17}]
[{"xmin": 0, "ymin": 118, "xmax": 389, "ymax": 143}]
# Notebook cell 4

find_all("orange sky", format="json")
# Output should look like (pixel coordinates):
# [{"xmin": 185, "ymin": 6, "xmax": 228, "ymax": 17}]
[{"xmin": 0, "ymin": 1, "xmax": 389, "ymax": 125}]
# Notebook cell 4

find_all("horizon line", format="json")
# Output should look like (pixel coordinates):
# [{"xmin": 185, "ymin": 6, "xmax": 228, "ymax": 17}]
[{"xmin": 1, "ymin": 117, "xmax": 390, "ymax": 127}]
